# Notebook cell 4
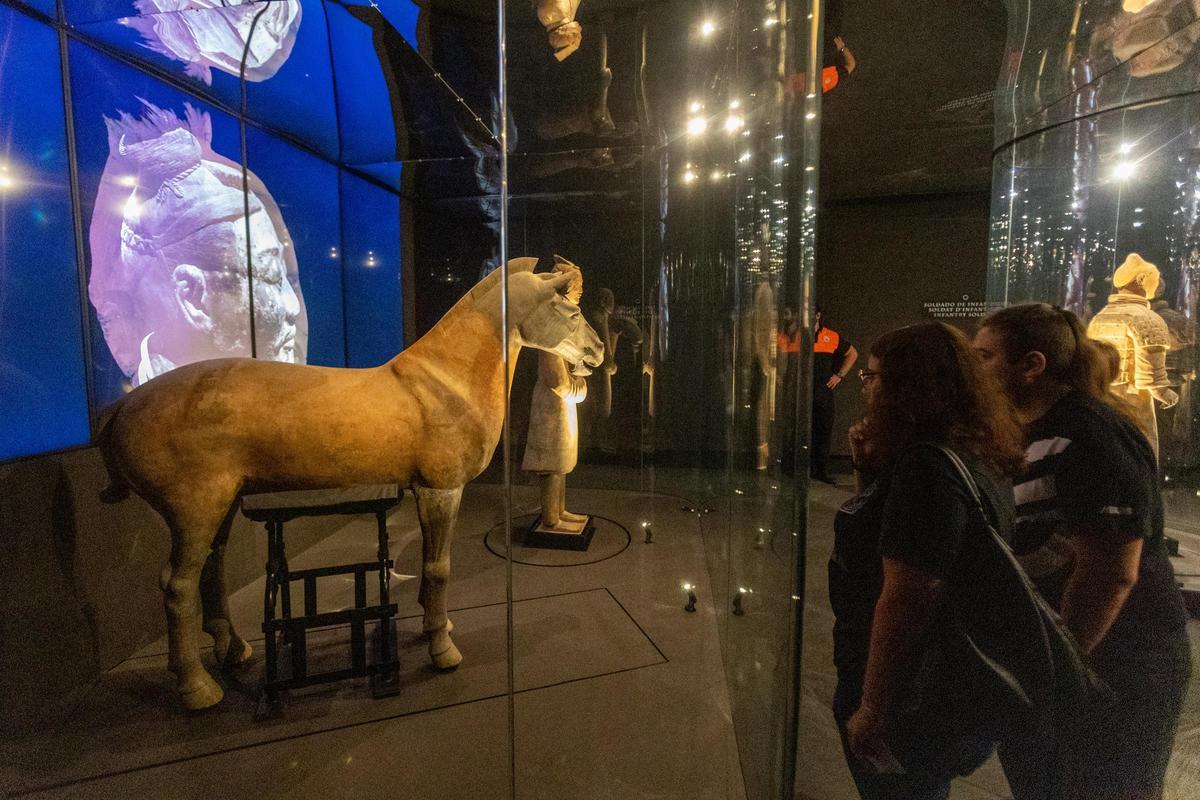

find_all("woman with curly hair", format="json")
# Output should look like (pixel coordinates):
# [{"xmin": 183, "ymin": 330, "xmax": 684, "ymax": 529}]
[{"xmin": 829, "ymin": 322, "xmax": 1025, "ymax": 799}]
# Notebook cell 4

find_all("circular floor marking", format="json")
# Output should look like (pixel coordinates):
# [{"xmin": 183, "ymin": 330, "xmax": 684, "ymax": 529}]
[{"xmin": 483, "ymin": 513, "xmax": 632, "ymax": 567}]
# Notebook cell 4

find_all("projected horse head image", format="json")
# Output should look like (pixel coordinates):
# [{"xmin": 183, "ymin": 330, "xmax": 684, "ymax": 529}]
[{"xmin": 96, "ymin": 258, "xmax": 603, "ymax": 710}]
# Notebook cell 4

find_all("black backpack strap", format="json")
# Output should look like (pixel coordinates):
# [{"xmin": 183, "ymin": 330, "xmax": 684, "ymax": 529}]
[{"xmin": 933, "ymin": 445, "xmax": 1012, "ymax": 552}]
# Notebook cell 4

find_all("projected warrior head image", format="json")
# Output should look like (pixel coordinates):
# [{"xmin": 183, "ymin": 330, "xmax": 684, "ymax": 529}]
[
  {"xmin": 122, "ymin": 0, "xmax": 302, "ymax": 84},
  {"xmin": 88, "ymin": 101, "xmax": 306, "ymax": 387}
]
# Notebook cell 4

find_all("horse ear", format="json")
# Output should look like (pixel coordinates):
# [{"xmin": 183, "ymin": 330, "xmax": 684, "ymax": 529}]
[{"xmin": 553, "ymin": 254, "xmax": 578, "ymax": 271}]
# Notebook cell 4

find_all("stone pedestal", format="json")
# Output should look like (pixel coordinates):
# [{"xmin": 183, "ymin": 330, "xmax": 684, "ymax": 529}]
[{"xmin": 524, "ymin": 515, "xmax": 595, "ymax": 551}]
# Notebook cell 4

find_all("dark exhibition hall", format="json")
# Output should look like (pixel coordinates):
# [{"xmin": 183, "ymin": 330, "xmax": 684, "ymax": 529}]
[{"xmin": 0, "ymin": 1, "xmax": 1198, "ymax": 798}]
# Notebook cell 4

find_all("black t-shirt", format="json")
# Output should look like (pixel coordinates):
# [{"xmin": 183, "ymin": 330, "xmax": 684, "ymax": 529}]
[
  {"xmin": 828, "ymin": 445, "xmax": 1014, "ymax": 718},
  {"xmin": 1014, "ymin": 391, "xmax": 1187, "ymax": 655}
]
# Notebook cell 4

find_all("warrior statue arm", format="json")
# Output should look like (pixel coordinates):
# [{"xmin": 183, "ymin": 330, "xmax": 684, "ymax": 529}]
[
  {"xmin": 1112, "ymin": 308, "xmax": 1178, "ymax": 407},
  {"xmin": 610, "ymin": 315, "xmax": 644, "ymax": 349},
  {"xmin": 1134, "ymin": 342, "xmax": 1171, "ymax": 390},
  {"xmin": 587, "ymin": 311, "xmax": 618, "ymax": 374},
  {"xmin": 1151, "ymin": 385, "xmax": 1179, "ymax": 408},
  {"xmin": 1133, "ymin": 342, "xmax": 1178, "ymax": 407}
]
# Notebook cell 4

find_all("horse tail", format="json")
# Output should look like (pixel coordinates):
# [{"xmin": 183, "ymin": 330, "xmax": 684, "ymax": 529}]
[{"xmin": 95, "ymin": 400, "xmax": 131, "ymax": 503}]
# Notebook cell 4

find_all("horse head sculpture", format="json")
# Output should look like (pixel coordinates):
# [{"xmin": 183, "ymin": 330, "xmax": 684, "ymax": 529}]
[{"xmin": 512, "ymin": 260, "xmax": 602, "ymax": 369}]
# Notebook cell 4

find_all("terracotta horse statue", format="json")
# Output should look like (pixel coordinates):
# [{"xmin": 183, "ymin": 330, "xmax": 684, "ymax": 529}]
[{"xmin": 97, "ymin": 258, "xmax": 603, "ymax": 710}]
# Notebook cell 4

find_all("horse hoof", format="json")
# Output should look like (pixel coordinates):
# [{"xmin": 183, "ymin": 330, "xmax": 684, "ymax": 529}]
[
  {"xmin": 221, "ymin": 636, "xmax": 254, "ymax": 671},
  {"xmin": 430, "ymin": 640, "xmax": 463, "ymax": 672},
  {"xmin": 179, "ymin": 673, "xmax": 224, "ymax": 711}
]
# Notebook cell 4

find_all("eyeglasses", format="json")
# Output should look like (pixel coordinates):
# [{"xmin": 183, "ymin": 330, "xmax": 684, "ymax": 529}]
[{"xmin": 858, "ymin": 369, "xmax": 880, "ymax": 385}]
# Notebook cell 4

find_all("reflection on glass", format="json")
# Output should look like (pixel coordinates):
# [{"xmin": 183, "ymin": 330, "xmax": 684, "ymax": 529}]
[
  {"xmin": 495, "ymin": 0, "xmax": 819, "ymax": 797},
  {"xmin": 998, "ymin": 0, "xmax": 1200, "ymax": 144},
  {"xmin": 1090, "ymin": 0, "xmax": 1200, "ymax": 78},
  {"xmin": 88, "ymin": 101, "xmax": 306, "ymax": 386},
  {"xmin": 992, "ymin": 5, "xmax": 1200, "ymax": 796},
  {"xmin": 988, "ymin": 98, "xmax": 1200, "ymax": 533},
  {"xmin": 121, "ymin": 0, "xmax": 302, "ymax": 84}
]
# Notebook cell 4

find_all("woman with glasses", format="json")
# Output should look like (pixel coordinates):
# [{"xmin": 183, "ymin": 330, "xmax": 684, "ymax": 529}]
[{"xmin": 828, "ymin": 322, "xmax": 1026, "ymax": 799}]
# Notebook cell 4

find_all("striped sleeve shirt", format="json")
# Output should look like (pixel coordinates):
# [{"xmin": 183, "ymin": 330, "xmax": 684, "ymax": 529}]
[{"xmin": 1013, "ymin": 390, "xmax": 1186, "ymax": 650}]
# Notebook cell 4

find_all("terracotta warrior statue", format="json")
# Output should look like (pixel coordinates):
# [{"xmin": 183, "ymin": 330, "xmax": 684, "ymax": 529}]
[
  {"xmin": 523, "ymin": 257, "xmax": 590, "ymax": 532},
  {"xmin": 1087, "ymin": 253, "xmax": 1179, "ymax": 460},
  {"xmin": 1090, "ymin": 0, "xmax": 1200, "ymax": 78},
  {"xmin": 749, "ymin": 280, "xmax": 777, "ymax": 470}
]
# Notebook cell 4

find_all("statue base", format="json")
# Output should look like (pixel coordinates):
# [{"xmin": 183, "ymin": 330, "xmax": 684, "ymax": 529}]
[{"xmin": 525, "ymin": 515, "xmax": 595, "ymax": 551}]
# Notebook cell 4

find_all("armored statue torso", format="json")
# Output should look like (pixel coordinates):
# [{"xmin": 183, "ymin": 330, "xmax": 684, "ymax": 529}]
[
  {"xmin": 1087, "ymin": 294, "xmax": 1172, "ymax": 390},
  {"xmin": 1087, "ymin": 292, "xmax": 1175, "ymax": 460}
]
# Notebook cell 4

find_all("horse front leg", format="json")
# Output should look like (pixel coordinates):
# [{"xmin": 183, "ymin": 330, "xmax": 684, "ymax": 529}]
[
  {"xmin": 200, "ymin": 503, "xmax": 253, "ymax": 671},
  {"xmin": 413, "ymin": 485, "xmax": 464, "ymax": 671}
]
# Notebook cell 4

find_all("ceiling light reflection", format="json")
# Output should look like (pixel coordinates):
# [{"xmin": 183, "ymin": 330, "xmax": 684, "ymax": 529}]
[
  {"xmin": 1113, "ymin": 161, "xmax": 1137, "ymax": 181},
  {"xmin": 0, "ymin": 164, "xmax": 18, "ymax": 192}
]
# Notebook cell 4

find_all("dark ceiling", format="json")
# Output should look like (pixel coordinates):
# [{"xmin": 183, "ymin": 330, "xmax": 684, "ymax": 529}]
[
  {"xmin": 425, "ymin": 0, "xmax": 1009, "ymax": 200},
  {"xmin": 821, "ymin": 0, "xmax": 1007, "ymax": 200}
]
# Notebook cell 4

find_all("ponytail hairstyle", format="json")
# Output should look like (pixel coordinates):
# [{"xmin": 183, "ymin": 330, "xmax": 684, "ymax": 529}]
[{"xmin": 979, "ymin": 303, "xmax": 1129, "ymax": 417}]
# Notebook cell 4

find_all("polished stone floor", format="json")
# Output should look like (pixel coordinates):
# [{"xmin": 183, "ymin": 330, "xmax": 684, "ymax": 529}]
[
  {"xmin": 2, "ymin": 482, "xmax": 746, "ymax": 800},
  {"xmin": 4, "ymin": 473, "xmax": 1197, "ymax": 800}
]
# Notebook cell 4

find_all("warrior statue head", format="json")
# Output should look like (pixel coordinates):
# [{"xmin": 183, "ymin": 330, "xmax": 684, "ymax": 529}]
[
  {"xmin": 89, "ymin": 101, "xmax": 306, "ymax": 386},
  {"xmin": 552, "ymin": 254, "xmax": 584, "ymax": 305},
  {"xmin": 1113, "ymin": 252, "xmax": 1161, "ymax": 298}
]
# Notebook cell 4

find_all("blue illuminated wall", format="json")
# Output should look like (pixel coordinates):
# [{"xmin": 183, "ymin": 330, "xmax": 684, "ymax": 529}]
[
  {"xmin": 0, "ymin": 5, "xmax": 91, "ymax": 461},
  {"xmin": 0, "ymin": 0, "xmax": 415, "ymax": 462}
]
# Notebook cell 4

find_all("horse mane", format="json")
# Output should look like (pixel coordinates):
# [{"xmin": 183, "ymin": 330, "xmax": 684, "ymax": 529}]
[{"xmin": 450, "ymin": 257, "xmax": 540, "ymax": 316}]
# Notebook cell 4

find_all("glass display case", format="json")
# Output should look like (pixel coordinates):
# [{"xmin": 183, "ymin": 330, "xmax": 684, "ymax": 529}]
[
  {"xmin": 0, "ymin": 2, "xmax": 822, "ymax": 798},
  {"xmin": 990, "ymin": 4, "xmax": 1200, "ymax": 798},
  {"xmin": 990, "ymin": 0, "xmax": 1200, "ymax": 537}
]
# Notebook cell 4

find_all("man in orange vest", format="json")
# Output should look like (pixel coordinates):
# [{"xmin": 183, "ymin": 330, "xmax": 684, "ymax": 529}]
[
  {"xmin": 785, "ymin": 0, "xmax": 856, "ymax": 97},
  {"xmin": 811, "ymin": 305, "xmax": 857, "ymax": 483}
]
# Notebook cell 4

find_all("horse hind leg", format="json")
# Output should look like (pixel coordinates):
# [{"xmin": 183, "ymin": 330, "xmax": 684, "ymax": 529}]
[
  {"xmin": 200, "ymin": 502, "xmax": 253, "ymax": 671},
  {"xmin": 161, "ymin": 502, "xmax": 233, "ymax": 710},
  {"xmin": 414, "ymin": 485, "xmax": 464, "ymax": 671}
]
